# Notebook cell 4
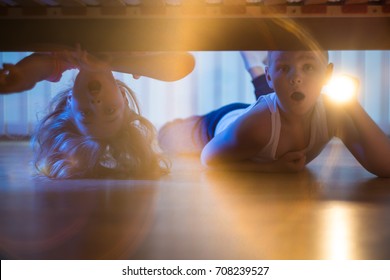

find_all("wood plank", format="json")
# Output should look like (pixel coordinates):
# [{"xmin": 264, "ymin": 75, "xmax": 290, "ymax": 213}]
[
  {"xmin": 56, "ymin": 0, "xmax": 86, "ymax": 7},
  {"xmin": 1, "ymin": 140, "xmax": 390, "ymax": 259},
  {"xmin": 99, "ymin": 0, "xmax": 126, "ymax": 6},
  {"xmin": 0, "ymin": 1, "xmax": 389, "ymax": 51}
]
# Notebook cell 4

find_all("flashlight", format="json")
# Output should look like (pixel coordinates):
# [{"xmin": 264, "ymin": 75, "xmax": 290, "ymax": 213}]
[{"xmin": 323, "ymin": 75, "xmax": 359, "ymax": 103}]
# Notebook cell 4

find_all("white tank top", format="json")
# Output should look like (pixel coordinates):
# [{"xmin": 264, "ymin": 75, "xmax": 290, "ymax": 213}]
[{"xmin": 215, "ymin": 93, "xmax": 330, "ymax": 161}]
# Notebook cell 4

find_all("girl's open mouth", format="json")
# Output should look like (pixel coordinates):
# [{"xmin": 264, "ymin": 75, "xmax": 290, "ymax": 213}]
[
  {"xmin": 88, "ymin": 80, "xmax": 101, "ymax": 92},
  {"xmin": 291, "ymin": 91, "xmax": 305, "ymax": 101}
]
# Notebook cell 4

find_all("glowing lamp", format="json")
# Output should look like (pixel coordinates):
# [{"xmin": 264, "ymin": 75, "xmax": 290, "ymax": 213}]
[{"xmin": 323, "ymin": 75, "xmax": 358, "ymax": 103}]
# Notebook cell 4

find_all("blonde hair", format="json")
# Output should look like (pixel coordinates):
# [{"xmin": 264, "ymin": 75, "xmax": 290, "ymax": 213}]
[
  {"xmin": 32, "ymin": 80, "xmax": 169, "ymax": 179},
  {"xmin": 267, "ymin": 50, "xmax": 329, "ymax": 67}
]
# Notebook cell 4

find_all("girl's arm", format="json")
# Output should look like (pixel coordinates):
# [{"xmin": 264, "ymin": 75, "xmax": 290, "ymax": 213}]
[
  {"xmin": 71, "ymin": 50, "xmax": 195, "ymax": 81},
  {"xmin": 1, "ymin": 50, "xmax": 194, "ymax": 94},
  {"xmin": 106, "ymin": 52, "xmax": 195, "ymax": 82},
  {"xmin": 329, "ymin": 99, "xmax": 390, "ymax": 177},
  {"xmin": 0, "ymin": 52, "xmax": 73, "ymax": 94}
]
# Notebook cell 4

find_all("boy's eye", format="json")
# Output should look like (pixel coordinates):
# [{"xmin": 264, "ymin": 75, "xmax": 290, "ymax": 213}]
[{"xmin": 303, "ymin": 64, "xmax": 315, "ymax": 72}]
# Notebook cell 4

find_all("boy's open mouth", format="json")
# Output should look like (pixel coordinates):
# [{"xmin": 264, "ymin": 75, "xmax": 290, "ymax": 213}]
[{"xmin": 291, "ymin": 91, "xmax": 305, "ymax": 101}]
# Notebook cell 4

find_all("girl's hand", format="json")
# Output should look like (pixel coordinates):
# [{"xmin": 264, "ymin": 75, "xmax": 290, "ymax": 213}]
[
  {"xmin": 0, "ymin": 63, "xmax": 35, "ymax": 94},
  {"xmin": 58, "ymin": 48, "xmax": 144, "ymax": 80},
  {"xmin": 58, "ymin": 45, "xmax": 112, "ymax": 72}
]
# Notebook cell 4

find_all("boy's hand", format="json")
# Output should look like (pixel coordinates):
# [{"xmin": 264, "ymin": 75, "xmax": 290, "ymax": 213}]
[
  {"xmin": 275, "ymin": 151, "xmax": 306, "ymax": 172},
  {"xmin": 0, "ymin": 63, "xmax": 35, "ymax": 94},
  {"xmin": 323, "ymin": 92, "xmax": 360, "ymax": 119}
]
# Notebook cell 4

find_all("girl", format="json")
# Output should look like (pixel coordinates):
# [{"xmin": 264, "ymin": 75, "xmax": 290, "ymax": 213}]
[{"xmin": 0, "ymin": 48, "xmax": 195, "ymax": 179}]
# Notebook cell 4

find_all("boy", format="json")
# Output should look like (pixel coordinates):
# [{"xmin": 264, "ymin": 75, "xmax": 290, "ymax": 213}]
[{"xmin": 159, "ymin": 50, "xmax": 390, "ymax": 177}]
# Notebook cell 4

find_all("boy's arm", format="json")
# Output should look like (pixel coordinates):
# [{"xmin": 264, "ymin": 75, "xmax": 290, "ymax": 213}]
[
  {"xmin": 201, "ymin": 104, "xmax": 269, "ymax": 164},
  {"xmin": 105, "ymin": 52, "xmax": 195, "ymax": 82},
  {"xmin": 200, "ymin": 105, "xmax": 307, "ymax": 173},
  {"xmin": 202, "ymin": 150, "xmax": 307, "ymax": 173},
  {"xmin": 329, "ymin": 100, "xmax": 390, "ymax": 177}
]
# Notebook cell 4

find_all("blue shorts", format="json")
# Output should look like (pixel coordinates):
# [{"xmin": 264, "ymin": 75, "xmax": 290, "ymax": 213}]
[
  {"xmin": 196, "ymin": 74, "xmax": 270, "ymax": 144},
  {"xmin": 195, "ymin": 103, "xmax": 250, "ymax": 144},
  {"xmin": 159, "ymin": 74, "xmax": 270, "ymax": 150}
]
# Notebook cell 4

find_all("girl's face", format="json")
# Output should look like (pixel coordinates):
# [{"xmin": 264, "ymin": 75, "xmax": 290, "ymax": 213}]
[
  {"xmin": 265, "ymin": 51, "xmax": 333, "ymax": 117},
  {"xmin": 68, "ymin": 69, "xmax": 127, "ymax": 139}
]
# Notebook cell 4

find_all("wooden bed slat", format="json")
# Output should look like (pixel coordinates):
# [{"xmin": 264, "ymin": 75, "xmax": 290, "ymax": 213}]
[
  {"xmin": 99, "ymin": 0, "xmax": 126, "ymax": 7},
  {"xmin": 12, "ymin": 0, "xmax": 41, "ymax": 6},
  {"xmin": 56, "ymin": 0, "xmax": 85, "ymax": 7},
  {"xmin": 0, "ymin": 0, "xmax": 389, "ymax": 51}
]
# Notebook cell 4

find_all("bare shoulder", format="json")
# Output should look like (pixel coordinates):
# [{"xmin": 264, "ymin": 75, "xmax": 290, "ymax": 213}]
[{"xmin": 234, "ymin": 98, "xmax": 272, "ymax": 148}]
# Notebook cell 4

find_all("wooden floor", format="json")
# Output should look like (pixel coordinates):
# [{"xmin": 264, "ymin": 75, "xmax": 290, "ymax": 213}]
[{"xmin": 1, "ymin": 139, "xmax": 390, "ymax": 260}]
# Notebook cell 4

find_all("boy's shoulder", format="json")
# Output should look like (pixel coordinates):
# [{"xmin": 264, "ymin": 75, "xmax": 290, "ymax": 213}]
[
  {"xmin": 247, "ymin": 95, "xmax": 273, "ymax": 118},
  {"xmin": 234, "ymin": 97, "xmax": 272, "ymax": 145}
]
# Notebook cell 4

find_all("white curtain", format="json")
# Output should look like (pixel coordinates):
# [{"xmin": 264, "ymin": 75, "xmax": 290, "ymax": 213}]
[{"xmin": 0, "ymin": 51, "xmax": 389, "ymax": 136}]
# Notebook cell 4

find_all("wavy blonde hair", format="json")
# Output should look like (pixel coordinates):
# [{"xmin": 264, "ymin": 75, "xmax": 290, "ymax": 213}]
[{"xmin": 32, "ymin": 80, "xmax": 169, "ymax": 179}]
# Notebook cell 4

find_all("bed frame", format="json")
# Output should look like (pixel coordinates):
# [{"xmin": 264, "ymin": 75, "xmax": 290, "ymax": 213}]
[{"xmin": 0, "ymin": 0, "xmax": 389, "ymax": 51}]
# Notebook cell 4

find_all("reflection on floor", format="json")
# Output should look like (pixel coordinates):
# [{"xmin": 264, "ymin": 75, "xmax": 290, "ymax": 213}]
[{"xmin": 1, "ymin": 140, "xmax": 390, "ymax": 260}]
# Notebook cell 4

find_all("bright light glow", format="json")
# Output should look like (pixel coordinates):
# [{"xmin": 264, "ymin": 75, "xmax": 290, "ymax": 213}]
[
  {"xmin": 320, "ymin": 203, "xmax": 353, "ymax": 260},
  {"xmin": 323, "ymin": 75, "xmax": 358, "ymax": 103}
]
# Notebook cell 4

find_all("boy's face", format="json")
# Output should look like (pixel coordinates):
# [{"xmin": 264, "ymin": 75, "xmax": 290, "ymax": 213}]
[{"xmin": 265, "ymin": 51, "xmax": 332, "ymax": 116}]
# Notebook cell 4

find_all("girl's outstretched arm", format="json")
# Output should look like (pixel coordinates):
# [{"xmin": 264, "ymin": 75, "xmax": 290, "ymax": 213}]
[
  {"xmin": 106, "ymin": 52, "xmax": 195, "ymax": 82},
  {"xmin": 327, "ymin": 98, "xmax": 390, "ymax": 177},
  {"xmin": 0, "ymin": 52, "xmax": 74, "ymax": 94}
]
